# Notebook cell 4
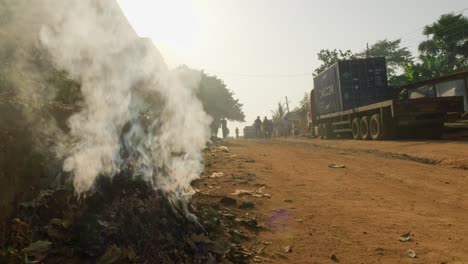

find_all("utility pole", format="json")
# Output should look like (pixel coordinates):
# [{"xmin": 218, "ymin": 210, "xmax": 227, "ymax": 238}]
[
  {"xmin": 366, "ymin": 43, "xmax": 369, "ymax": 58},
  {"xmin": 285, "ymin": 96, "xmax": 290, "ymax": 113}
]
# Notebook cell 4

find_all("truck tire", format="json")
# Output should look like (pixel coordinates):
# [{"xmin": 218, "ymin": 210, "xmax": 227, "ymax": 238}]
[
  {"xmin": 360, "ymin": 116, "xmax": 371, "ymax": 140},
  {"xmin": 370, "ymin": 114, "xmax": 384, "ymax": 140},
  {"xmin": 352, "ymin": 117, "xmax": 360, "ymax": 140}
]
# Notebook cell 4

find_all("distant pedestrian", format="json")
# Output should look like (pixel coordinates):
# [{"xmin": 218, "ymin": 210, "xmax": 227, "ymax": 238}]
[
  {"xmin": 254, "ymin": 116, "xmax": 262, "ymax": 138},
  {"xmin": 267, "ymin": 119, "xmax": 273, "ymax": 138},
  {"xmin": 262, "ymin": 116, "xmax": 268, "ymax": 138},
  {"xmin": 235, "ymin": 127, "xmax": 239, "ymax": 139},
  {"xmin": 221, "ymin": 118, "xmax": 228, "ymax": 139}
]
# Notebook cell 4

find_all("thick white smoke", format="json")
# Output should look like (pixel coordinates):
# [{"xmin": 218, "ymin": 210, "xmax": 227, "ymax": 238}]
[{"xmin": 39, "ymin": 0, "xmax": 212, "ymax": 196}]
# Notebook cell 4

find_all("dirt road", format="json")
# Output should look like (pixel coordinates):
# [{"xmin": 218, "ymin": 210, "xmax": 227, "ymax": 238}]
[{"xmin": 195, "ymin": 139, "xmax": 468, "ymax": 264}]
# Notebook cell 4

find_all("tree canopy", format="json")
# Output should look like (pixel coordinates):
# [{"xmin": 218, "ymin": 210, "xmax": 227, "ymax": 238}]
[
  {"xmin": 313, "ymin": 49, "xmax": 353, "ymax": 76},
  {"xmin": 313, "ymin": 13, "xmax": 467, "ymax": 86},
  {"xmin": 271, "ymin": 101, "xmax": 286, "ymax": 125},
  {"xmin": 177, "ymin": 67, "xmax": 245, "ymax": 135},
  {"xmin": 405, "ymin": 13, "xmax": 468, "ymax": 81},
  {"xmin": 356, "ymin": 39, "xmax": 412, "ymax": 86}
]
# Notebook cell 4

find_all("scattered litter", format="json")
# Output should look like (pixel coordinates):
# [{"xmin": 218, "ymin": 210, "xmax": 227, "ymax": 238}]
[
  {"xmin": 233, "ymin": 188, "xmax": 271, "ymax": 198},
  {"xmin": 252, "ymin": 193, "xmax": 271, "ymax": 199},
  {"xmin": 239, "ymin": 202, "xmax": 255, "ymax": 210},
  {"xmin": 217, "ymin": 146, "xmax": 230, "ymax": 152},
  {"xmin": 331, "ymin": 254, "xmax": 339, "ymax": 262},
  {"xmin": 220, "ymin": 197, "xmax": 237, "ymax": 207},
  {"xmin": 261, "ymin": 240, "xmax": 272, "ymax": 245},
  {"xmin": 209, "ymin": 172, "xmax": 224, "ymax": 178},
  {"xmin": 399, "ymin": 232, "xmax": 411, "ymax": 242},
  {"xmin": 233, "ymin": 189, "xmax": 253, "ymax": 196},
  {"xmin": 374, "ymin": 247, "xmax": 385, "ymax": 256},
  {"xmin": 253, "ymin": 256, "xmax": 262, "ymax": 262},
  {"xmin": 256, "ymin": 245, "xmax": 266, "ymax": 255},
  {"xmin": 406, "ymin": 249, "xmax": 417, "ymax": 258},
  {"xmin": 22, "ymin": 240, "xmax": 52, "ymax": 260},
  {"xmin": 328, "ymin": 164, "xmax": 346, "ymax": 169},
  {"xmin": 98, "ymin": 244, "xmax": 122, "ymax": 264},
  {"xmin": 295, "ymin": 219, "xmax": 303, "ymax": 223},
  {"xmin": 281, "ymin": 245, "xmax": 292, "ymax": 253}
]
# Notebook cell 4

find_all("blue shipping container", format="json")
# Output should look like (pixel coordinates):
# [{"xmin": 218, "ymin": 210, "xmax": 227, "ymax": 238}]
[{"xmin": 313, "ymin": 57, "xmax": 390, "ymax": 115}]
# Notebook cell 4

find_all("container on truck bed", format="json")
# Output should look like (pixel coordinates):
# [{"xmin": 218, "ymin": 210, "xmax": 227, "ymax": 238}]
[
  {"xmin": 314, "ymin": 57, "xmax": 390, "ymax": 115},
  {"xmin": 308, "ymin": 58, "xmax": 464, "ymax": 140}
]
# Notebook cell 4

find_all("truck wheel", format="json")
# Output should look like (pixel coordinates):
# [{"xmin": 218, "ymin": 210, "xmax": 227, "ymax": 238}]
[
  {"xmin": 360, "ymin": 116, "xmax": 371, "ymax": 140},
  {"xmin": 370, "ymin": 114, "xmax": 384, "ymax": 140},
  {"xmin": 352, "ymin": 118, "xmax": 360, "ymax": 140}
]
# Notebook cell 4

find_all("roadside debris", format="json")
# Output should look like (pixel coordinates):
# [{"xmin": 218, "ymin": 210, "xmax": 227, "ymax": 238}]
[
  {"xmin": 209, "ymin": 172, "xmax": 224, "ymax": 178},
  {"xmin": 22, "ymin": 240, "xmax": 52, "ymax": 261},
  {"xmin": 98, "ymin": 244, "xmax": 122, "ymax": 264},
  {"xmin": 2, "ymin": 174, "xmax": 255, "ymax": 263},
  {"xmin": 245, "ymin": 159, "xmax": 255, "ymax": 163},
  {"xmin": 220, "ymin": 197, "xmax": 237, "ymax": 207},
  {"xmin": 217, "ymin": 146, "xmax": 230, "ymax": 152},
  {"xmin": 256, "ymin": 245, "xmax": 267, "ymax": 255},
  {"xmin": 239, "ymin": 202, "xmax": 255, "ymax": 210},
  {"xmin": 233, "ymin": 187, "xmax": 271, "ymax": 198},
  {"xmin": 281, "ymin": 245, "xmax": 293, "ymax": 253},
  {"xmin": 399, "ymin": 232, "xmax": 412, "ymax": 242},
  {"xmin": 331, "ymin": 254, "xmax": 340, "ymax": 262},
  {"xmin": 406, "ymin": 249, "xmax": 417, "ymax": 258},
  {"xmin": 374, "ymin": 247, "xmax": 385, "ymax": 256},
  {"xmin": 328, "ymin": 164, "xmax": 347, "ymax": 169}
]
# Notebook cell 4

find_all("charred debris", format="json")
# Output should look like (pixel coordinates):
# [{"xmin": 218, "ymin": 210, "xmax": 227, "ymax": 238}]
[{"xmin": 0, "ymin": 164, "xmax": 256, "ymax": 263}]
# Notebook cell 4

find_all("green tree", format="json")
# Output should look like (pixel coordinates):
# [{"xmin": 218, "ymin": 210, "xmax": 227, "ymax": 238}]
[
  {"xmin": 313, "ymin": 49, "xmax": 354, "ymax": 76},
  {"xmin": 191, "ymin": 70, "xmax": 245, "ymax": 135},
  {"xmin": 356, "ymin": 39, "xmax": 413, "ymax": 86},
  {"xmin": 402, "ymin": 13, "xmax": 468, "ymax": 82},
  {"xmin": 271, "ymin": 102, "xmax": 286, "ymax": 126},
  {"xmin": 418, "ymin": 13, "xmax": 468, "ymax": 72},
  {"xmin": 294, "ymin": 93, "xmax": 308, "ymax": 121}
]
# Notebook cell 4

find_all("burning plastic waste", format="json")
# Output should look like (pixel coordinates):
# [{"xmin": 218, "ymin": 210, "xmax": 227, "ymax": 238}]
[{"xmin": 38, "ymin": 0, "xmax": 212, "ymax": 197}]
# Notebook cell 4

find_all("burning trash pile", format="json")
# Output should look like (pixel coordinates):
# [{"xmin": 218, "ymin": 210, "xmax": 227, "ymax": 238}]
[
  {"xmin": 0, "ymin": 173, "xmax": 253, "ymax": 263},
  {"xmin": 0, "ymin": 1, "xmax": 254, "ymax": 263}
]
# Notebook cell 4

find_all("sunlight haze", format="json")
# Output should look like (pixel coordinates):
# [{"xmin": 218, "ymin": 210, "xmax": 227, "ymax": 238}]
[{"xmin": 117, "ymin": 0, "xmax": 467, "ymax": 132}]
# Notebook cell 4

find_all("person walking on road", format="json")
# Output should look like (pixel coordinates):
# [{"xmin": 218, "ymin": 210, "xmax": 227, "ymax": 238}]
[
  {"xmin": 254, "ymin": 116, "xmax": 262, "ymax": 138},
  {"xmin": 235, "ymin": 127, "xmax": 239, "ymax": 139},
  {"xmin": 262, "ymin": 116, "xmax": 268, "ymax": 138},
  {"xmin": 221, "ymin": 118, "xmax": 228, "ymax": 139}
]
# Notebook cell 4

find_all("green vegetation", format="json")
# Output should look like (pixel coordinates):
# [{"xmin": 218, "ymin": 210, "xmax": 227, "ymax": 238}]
[
  {"xmin": 177, "ymin": 66, "xmax": 245, "ymax": 135},
  {"xmin": 314, "ymin": 12, "xmax": 468, "ymax": 86},
  {"xmin": 271, "ymin": 101, "xmax": 287, "ymax": 126}
]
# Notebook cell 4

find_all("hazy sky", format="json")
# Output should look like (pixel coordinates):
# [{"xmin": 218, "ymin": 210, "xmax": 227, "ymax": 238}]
[{"xmin": 116, "ymin": 0, "xmax": 466, "ymax": 132}]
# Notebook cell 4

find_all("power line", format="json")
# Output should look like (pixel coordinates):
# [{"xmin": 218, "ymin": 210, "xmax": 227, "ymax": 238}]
[
  {"xmin": 400, "ymin": 13, "xmax": 468, "ymax": 46},
  {"xmin": 204, "ymin": 7, "xmax": 468, "ymax": 79},
  {"xmin": 395, "ymin": 7, "xmax": 468, "ymax": 41},
  {"xmin": 202, "ymin": 70, "xmax": 313, "ymax": 79}
]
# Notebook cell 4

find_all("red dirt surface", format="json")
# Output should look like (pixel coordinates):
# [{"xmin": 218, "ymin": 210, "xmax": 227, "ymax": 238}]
[{"xmin": 198, "ymin": 138, "xmax": 468, "ymax": 264}]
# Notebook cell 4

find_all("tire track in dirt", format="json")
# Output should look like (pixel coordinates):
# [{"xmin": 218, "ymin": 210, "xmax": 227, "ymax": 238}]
[{"xmin": 269, "ymin": 139, "xmax": 468, "ymax": 170}]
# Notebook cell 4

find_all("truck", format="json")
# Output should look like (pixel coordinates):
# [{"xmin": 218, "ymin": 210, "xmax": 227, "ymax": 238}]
[
  {"xmin": 398, "ymin": 71, "xmax": 468, "ymax": 121},
  {"xmin": 307, "ymin": 58, "xmax": 464, "ymax": 140}
]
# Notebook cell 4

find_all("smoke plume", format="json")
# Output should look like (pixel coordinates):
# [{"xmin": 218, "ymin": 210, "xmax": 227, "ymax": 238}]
[{"xmin": 37, "ymin": 0, "xmax": 212, "ymax": 196}]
